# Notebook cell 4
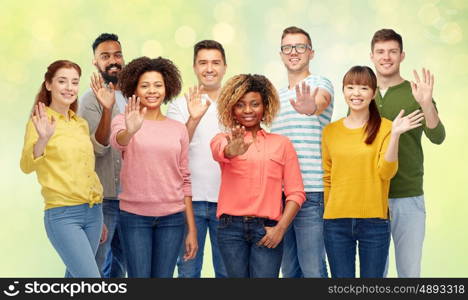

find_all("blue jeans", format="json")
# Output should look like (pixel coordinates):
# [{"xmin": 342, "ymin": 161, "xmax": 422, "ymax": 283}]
[
  {"xmin": 44, "ymin": 203, "xmax": 103, "ymax": 278},
  {"xmin": 281, "ymin": 192, "xmax": 328, "ymax": 278},
  {"xmin": 324, "ymin": 218, "xmax": 390, "ymax": 278},
  {"xmin": 384, "ymin": 195, "xmax": 426, "ymax": 277},
  {"xmin": 95, "ymin": 199, "xmax": 126, "ymax": 278},
  {"xmin": 119, "ymin": 210, "xmax": 185, "ymax": 278},
  {"xmin": 176, "ymin": 201, "xmax": 226, "ymax": 278},
  {"xmin": 217, "ymin": 215, "xmax": 283, "ymax": 278}
]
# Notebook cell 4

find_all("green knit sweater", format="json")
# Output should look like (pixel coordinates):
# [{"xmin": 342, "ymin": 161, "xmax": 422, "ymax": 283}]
[{"xmin": 375, "ymin": 80, "xmax": 445, "ymax": 198}]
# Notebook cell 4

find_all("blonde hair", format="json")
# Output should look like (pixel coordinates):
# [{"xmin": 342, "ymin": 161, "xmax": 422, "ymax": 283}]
[{"xmin": 217, "ymin": 74, "xmax": 280, "ymax": 129}]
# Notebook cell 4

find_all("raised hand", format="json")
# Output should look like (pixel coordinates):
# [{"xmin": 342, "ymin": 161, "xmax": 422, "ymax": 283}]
[
  {"xmin": 392, "ymin": 109, "xmax": 425, "ymax": 136},
  {"xmin": 90, "ymin": 72, "xmax": 116, "ymax": 110},
  {"xmin": 289, "ymin": 81, "xmax": 318, "ymax": 115},
  {"xmin": 125, "ymin": 95, "xmax": 147, "ymax": 135},
  {"xmin": 224, "ymin": 126, "xmax": 252, "ymax": 158},
  {"xmin": 411, "ymin": 68, "xmax": 434, "ymax": 107},
  {"xmin": 31, "ymin": 102, "xmax": 56, "ymax": 141},
  {"xmin": 185, "ymin": 85, "xmax": 211, "ymax": 120}
]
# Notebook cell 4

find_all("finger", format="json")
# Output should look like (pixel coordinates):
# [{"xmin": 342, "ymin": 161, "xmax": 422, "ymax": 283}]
[
  {"xmin": 413, "ymin": 69, "xmax": 421, "ymax": 83},
  {"xmin": 430, "ymin": 74, "xmax": 434, "ymax": 89},
  {"xmin": 295, "ymin": 84, "xmax": 301, "ymax": 99},
  {"xmin": 257, "ymin": 236, "xmax": 267, "ymax": 246},
  {"xmin": 140, "ymin": 106, "xmax": 147, "ymax": 116},
  {"xmin": 301, "ymin": 81, "xmax": 307, "ymax": 94},
  {"xmin": 50, "ymin": 115, "xmax": 56, "ymax": 127},
  {"xmin": 305, "ymin": 82, "xmax": 311, "ymax": 96},
  {"xmin": 411, "ymin": 116, "xmax": 425, "ymax": 125},
  {"xmin": 184, "ymin": 93, "xmax": 190, "ymax": 103},
  {"xmin": 34, "ymin": 104, "xmax": 39, "ymax": 118},
  {"xmin": 136, "ymin": 96, "xmax": 141, "ymax": 111},
  {"xmin": 408, "ymin": 112, "xmax": 424, "ymax": 121},
  {"xmin": 406, "ymin": 109, "xmax": 421, "ymax": 119},
  {"xmin": 199, "ymin": 84, "xmax": 204, "ymax": 94},
  {"xmin": 312, "ymin": 87, "xmax": 319, "ymax": 99},
  {"xmin": 108, "ymin": 82, "xmax": 115, "ymax": 91},
  {"xmin": 410, "ymin": 81, "xmax": 417, "ymax": 92},
  {"xmin": 396, "ymin": 109, "xmax": 405, "ymax": 120},
  {"xmin": 422, "ymin": 68, "xmax": 427, "ymax": 83},
  {"xmin": 289, "ymin": 98, "xmax": 298, "ymax": 109},
  {"xmin": 225, "ymin": 134, "xmax": 231, "ymax": 144}
]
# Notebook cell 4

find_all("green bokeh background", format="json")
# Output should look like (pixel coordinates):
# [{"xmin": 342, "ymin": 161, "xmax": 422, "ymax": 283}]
[{"xmin": 1, "ymin": 0, "xmax": 467, "ymax": 277}]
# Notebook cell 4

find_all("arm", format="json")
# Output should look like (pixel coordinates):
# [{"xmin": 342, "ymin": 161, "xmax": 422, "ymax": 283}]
[
  {"xmin": 321, "ymin": 127, "xmax": 331, "ymax": 207},
  {"xmin": 411, "ymin": 68, "xmax": 445, "ymax": 144},
  {"xmin": 114, "ymin": 95, "xmax": 146, "ymax": 147},
  {"xmin": 182, "ymin": 196, "xmax": 198, "ymax": 261},
  {"xmin": 289, "ymin": 80, "xmax": 332, "ymax": 115},
  {"xmin": 178, "ymin": 125, "xmax": 198, "ymax": 261},
  {"xmin": 185, "ymin": 86, "xmax": 211, "ymax": 141},
  {"xmin": 20, "ymin": 103, "xmax": 56, "ymax": 173}
]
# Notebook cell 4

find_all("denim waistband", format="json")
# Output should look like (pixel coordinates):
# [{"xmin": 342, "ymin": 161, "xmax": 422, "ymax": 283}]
[{"xmin": 220, "ymin": 214, "xmax": 278, "ymax": 226}]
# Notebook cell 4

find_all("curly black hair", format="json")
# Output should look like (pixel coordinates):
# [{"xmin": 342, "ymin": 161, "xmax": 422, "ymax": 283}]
[
  {"xmin": 119, "ymin": 56, "xmax": 182, "ymax": 103},
  {"xmin": 217, "ymin": 74, "xmax": 279, "ymax": 129},
  {"xmin": 92, "ymin": 33, "xmax": 120, "ymax": 53}
]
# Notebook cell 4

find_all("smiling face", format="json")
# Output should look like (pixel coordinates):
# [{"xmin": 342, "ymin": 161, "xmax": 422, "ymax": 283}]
[
  {"xmin": 280, "ymin": 33, "xmax": 314, "ymax": 74},
  {"xmin": 233, "ymin": 91, "xmax": 264, "ymax": 131},
  {"xmin": 45, "ymin": 67, "xmax": 80, "ymax": 108},
  {"xmin": 370, "ymin": 40, "xmax": 405, "ymax": 78},
  {"xmin": 93, "ymin": 40, "xmax": 124, "ymax": 84},
  {"xmin": 343, "ymin": 84, "xmax": 375, "ymax": 113},
  {"xmin": 193, "ymin": 49, "xmax": 226, "ymax": 91},
  {"xmin": 135, "ymin": 71, "xmax": 165, "ymax": 110}
]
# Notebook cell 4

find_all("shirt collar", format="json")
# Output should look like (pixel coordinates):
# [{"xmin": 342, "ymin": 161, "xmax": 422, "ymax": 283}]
[{"xmin": 46, "ymin": 106, "xmax": 78, "ymax": 120}]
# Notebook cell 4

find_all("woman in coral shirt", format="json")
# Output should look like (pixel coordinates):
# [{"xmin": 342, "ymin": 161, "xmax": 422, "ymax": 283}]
[{"xmin": 210, "ymin": 74, "xmax": 305, "ymax": 278}]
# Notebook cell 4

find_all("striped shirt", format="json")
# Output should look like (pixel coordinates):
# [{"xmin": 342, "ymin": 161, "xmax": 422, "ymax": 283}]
[{"xmin": 271, "ymin": 74, "xmax": 334, "ymax": 192}]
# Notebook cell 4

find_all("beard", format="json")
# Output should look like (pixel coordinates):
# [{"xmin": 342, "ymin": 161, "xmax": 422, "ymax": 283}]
[{"xmin": 100, "ymin": 63, "xmax": 122, "ymax": 84}]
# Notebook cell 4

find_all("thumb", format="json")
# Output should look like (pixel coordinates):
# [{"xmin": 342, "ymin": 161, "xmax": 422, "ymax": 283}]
[{"xmin": 108, "ymin": 82, "xmax": 115, "ymax": 90}]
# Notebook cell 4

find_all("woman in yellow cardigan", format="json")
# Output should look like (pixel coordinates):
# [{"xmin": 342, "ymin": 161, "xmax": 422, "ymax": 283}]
[
  {"xmin": 321, "ymin": 66, "xmax": 424, "ymax": 278},
  {"xmin": 20, "ymin": 60, "xmax": 105, "ymax": 277}
]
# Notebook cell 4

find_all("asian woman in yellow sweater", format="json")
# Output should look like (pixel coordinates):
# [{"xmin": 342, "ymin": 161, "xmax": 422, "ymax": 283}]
[
  {"xmin": 20, "ymin": 60, "xmax": 105, "ymax": 277},
  {"xmin": 321, "ymin": 66, "xmax": 424, "ymax": 278}
]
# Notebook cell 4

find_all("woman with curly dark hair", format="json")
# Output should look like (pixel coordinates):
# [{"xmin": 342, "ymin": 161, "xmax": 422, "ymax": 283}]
[
  {"xmin": 107, "ymin": 56, "xmax": 197, "ymax": 278},
  {"xmin": 210, "ymin": 74, "xmax": 305, "ymax": 278}
]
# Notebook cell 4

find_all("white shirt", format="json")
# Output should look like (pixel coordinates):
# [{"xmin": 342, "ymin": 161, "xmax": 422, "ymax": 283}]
[{"xmin": 166, "ymin": 96, "xmax": 222, "ymax": 202}]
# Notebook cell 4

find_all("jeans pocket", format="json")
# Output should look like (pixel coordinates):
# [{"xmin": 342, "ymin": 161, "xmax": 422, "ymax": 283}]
[{"xmin": 45, "ymin": 206, "xmax": 68, "ymax": 219}]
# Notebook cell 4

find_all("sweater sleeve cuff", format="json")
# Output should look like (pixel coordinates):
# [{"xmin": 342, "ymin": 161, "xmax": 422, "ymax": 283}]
[
  {"xmin": 424, "ymin": 120, "xmax": 445, "ymax": 144},
  {"xmin": 379, "ymin": 159, "xmax": 398, "ymax": 180}
]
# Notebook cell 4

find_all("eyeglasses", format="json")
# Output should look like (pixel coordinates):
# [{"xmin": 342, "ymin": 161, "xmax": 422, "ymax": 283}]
[{"xmin": 280, "ymin": 43, "xmax": 311, "ymax": 54}]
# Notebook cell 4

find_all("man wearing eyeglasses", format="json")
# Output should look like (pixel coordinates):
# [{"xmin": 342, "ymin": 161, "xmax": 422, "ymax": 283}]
[{"xmin": 271, "ymin": 26, "xmax": 333, "ymax": 278}]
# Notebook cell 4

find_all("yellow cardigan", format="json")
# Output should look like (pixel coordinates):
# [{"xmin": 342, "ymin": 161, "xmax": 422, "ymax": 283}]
[{"xmin": 322, "ymin": 118, "xmax": 397, "ymax": 219}]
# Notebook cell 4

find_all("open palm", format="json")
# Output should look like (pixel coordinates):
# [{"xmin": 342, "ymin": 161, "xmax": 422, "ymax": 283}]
[
  {"xmin": 411, "ymin": 68, "xmax": 434, "ymax": 107},
  {"xmin": 392, "ymin": 109, "xmax": 425, "ymax": 135},
  {"xmin": 225, "ymin": 126, "xmax": 252, "ymax": 157},
  {"xmin": 125, "ymin": 95, "xmax": 147, "ymax": 135},
  {"xmin": 290, "ymin": 81, "xmax": 318, "ymax": 115},
  {"xmin": 31, "ymin": 102, "xmax": 56, "ymax": 140},
  {"xmin": 185, "ymin": 85, "xmax": 211, "ymax": 120},
  {"xmin": 91, "ymin": 73, "xmax": 116, "ymax": 110}
]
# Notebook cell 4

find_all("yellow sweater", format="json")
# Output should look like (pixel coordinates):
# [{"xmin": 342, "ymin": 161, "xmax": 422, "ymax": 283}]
[
  {"xmin": 322, "ymin": 118, "xmax": 397, "ymax": 219},
  {"xmin": 20, "ymin": 107, "xmax": 103, "ymax": 210}
]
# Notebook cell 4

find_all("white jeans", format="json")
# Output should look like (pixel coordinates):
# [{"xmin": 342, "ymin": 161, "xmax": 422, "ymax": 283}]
[{"xmin": 384, "ymin": 195, "xmax": 426, "ymax": 277}]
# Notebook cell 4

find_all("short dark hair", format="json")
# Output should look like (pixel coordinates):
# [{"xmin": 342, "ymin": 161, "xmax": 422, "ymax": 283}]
[
  {"xmin": 281, "ymin": 26, "xmax": 312, "ymax": 47},
  {"xmin": 193, "ymin": 40, "xmax": 226, "ymax": 65},
  {"xmin": 92, "ymin": 33, "xmax": 120, "ymax": 53},
  {"xmin": 119, "ymin": 56, "xmax": 182, "ymax": 104},
  {"xmin": 371, "ymin": 29, "xmax": 403, "ymax": 52}
]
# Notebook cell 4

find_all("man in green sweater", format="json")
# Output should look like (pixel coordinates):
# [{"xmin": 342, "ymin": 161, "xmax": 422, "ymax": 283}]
[{"xmin": 370, "ymin": 29, "xmax": 445, "ymax": 277}]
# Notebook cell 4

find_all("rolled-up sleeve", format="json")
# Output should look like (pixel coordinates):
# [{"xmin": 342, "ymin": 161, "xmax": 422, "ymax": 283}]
[
  {"xmin": 20, "ymin": 121, "xmax": 45, "ymax": 174},
  {"xmin": 210, "ymin": 133, "xmax": 231, "ymax": 164},
  {"xmin": 283, "ymin": 139, "xmax": 305, "ymax": 207}
]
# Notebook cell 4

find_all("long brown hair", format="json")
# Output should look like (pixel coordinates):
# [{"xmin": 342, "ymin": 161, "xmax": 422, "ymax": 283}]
[
  {"xmin": 342, "ymin": 66, "xmax": 381, "ymax": 144},
  {"xmin": 34, "ymin": 60, "xmax": 82, "ymax": 113}
]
